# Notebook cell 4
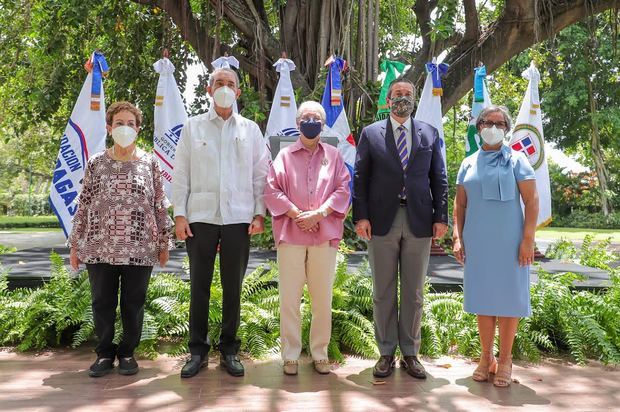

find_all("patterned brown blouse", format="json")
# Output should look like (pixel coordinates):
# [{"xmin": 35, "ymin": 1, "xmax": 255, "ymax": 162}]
[{"xmin": 68, "ymin": 150, "xmax": 174, "ymax": 266}]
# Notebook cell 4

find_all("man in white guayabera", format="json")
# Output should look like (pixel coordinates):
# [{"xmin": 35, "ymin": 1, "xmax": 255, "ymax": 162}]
[{"xmin": 172, "ymin": 68, "xmax": 270, "ymax": 378}]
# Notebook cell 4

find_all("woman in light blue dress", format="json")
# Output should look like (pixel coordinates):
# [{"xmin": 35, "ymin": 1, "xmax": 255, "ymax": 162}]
[{"xmin": 453, "ymin": 106, "xmax": 539, "ymax": 387}]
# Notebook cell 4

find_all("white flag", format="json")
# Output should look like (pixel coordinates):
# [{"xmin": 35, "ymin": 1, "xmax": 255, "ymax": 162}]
[
  {"xmin": 49, "ymin": 52, "xmax": 108, "ymax": 237},
  {"xmin": 509, "ymin": 62, "xmax": 552, "ymax": 227},
  {"xmin": 153, "ymin": 57, "xmax": 188, "ymax": 200},
  {"xmin": 211, "ymin": 55, "xmax": 239, "ymax": 113},
  {"xmin": 415, "ymin": 58, "xmax": 449, "ymax": 169},
  {"xmin": 265, "ymin": 58, "xmax": 299, "ymax": 140}
]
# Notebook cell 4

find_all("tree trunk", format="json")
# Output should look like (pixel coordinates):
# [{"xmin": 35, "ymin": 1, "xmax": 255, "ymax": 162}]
[{"xmin": 586, "ymin": 68, "xmax": 612, "ymax": 215}]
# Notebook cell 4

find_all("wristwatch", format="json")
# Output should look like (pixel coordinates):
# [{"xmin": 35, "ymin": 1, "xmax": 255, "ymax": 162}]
[{"xmin": 319, "ymin": 209, "xmax": 328, "ymax": 218}]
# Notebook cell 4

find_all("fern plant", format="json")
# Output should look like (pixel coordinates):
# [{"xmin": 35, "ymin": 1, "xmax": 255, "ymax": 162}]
[{"xmin": 0, "ymin": 239, "xmax": 618, "ymax": 366}]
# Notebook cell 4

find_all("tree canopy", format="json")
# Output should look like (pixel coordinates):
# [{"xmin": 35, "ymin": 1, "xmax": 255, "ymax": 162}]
[{"xmin": 0, "ymin": 0, "xmax": 618, "ymax": 216}]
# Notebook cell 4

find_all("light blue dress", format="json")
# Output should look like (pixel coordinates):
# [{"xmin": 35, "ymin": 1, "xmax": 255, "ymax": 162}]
[{"xmin": 456, "ymin": 144, "xmax": 536, "ymax": 317}]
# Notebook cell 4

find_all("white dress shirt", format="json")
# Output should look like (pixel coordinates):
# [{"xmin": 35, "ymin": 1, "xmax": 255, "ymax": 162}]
[
  {"xmin": 172, "ymin": 109, "xmax": 270, "ymax": 225},
  {"xmin": 389, "ymin": 115, "xmax": 412, "ymax": 154}
]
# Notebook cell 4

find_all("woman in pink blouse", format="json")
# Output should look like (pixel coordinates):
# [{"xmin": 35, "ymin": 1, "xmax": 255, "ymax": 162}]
[
  {"xmin": 68, "ymin": 102, "xmax": 173, "ymax": 378},
  {"xmin": 264, "ymin": 101, "xmax": 351, "ymax": 375}
]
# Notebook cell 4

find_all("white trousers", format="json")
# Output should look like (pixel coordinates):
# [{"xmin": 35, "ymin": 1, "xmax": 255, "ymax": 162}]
[{"xmin": 277, "ymin": 242, "xmax": 337, "ymax": 361}]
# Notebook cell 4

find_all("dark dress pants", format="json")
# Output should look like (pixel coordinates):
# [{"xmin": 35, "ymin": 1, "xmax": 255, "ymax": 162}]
[
  {"xmin": 87, "ymin": 263, "xmax": 153, "ymax": 359},
  {"xmin": 186, "ymin": 223, "xmax": 250, "ymax": 356}
]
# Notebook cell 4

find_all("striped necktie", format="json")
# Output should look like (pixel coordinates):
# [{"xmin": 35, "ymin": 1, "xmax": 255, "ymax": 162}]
[
  {"xmin": 396, "ymin": 125, "xmax": 408, "ymax": 170},
  {"xmin": 396, "ymin": 125, "xmax": 408, "ymax": 198}
]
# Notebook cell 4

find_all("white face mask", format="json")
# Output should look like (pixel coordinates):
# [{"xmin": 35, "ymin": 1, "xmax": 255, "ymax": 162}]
[
  {"xmin": 212, "ymin": 86, "xmax": 237, "ymax": 108},
  {"xmin": 480, "ymin": 126, "xmax": 505, "ymax": 146},
  {"xmin": 111, "ymin": 125, "xmax": 138, "ymax": 148}
]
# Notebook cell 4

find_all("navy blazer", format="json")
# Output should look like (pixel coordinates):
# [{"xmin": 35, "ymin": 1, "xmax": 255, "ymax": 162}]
[{"xmin": 352, "ymin": 117, "xmax": 448, "ymax": 237}]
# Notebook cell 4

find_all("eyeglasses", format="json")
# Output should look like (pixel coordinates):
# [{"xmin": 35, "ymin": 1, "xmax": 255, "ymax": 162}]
[{"xmin": 481, "ymin": 120, "xmax": 508, "ymax": 129}]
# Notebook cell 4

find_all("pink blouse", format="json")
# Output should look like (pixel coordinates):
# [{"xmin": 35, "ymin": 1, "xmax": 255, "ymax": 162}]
[
  {"xmin": 68, "ymin": 151, "xmax": 173, "ymax": 266},
  {"xmin": 264, "ymin": 139, "xmax": 351, "ymax": 248}
]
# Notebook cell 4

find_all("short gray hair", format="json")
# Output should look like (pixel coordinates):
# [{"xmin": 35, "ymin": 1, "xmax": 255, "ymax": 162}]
[
  {"xmin": 296, "ymin": 101, "xmax": 326, "ymax": 123},
  {"xmin": 476, "ymin": 105, "xmax": 512, "ymax": 130},
  {"xmin": 209, "ymin": 68, "xmax": 240, "ymax": 88}
]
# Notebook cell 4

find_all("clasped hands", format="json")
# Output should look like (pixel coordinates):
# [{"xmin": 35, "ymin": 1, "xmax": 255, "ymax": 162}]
[{"xmin": 287, "ymin": 207, "xmax": 323, "ymax": 232}]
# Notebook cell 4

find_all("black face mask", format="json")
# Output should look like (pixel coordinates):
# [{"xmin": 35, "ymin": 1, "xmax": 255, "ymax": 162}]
[
  {"xmin": 299, "ymin": 119, "xmax": 322, "ymax": 139},
  {"xmin": 390, "ymin": 95, "xmax": 415, "ymax": 117}
]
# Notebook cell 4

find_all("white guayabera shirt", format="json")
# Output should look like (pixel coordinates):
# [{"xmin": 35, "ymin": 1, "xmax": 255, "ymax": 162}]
[{"xmin": 172, "ymin": 109, "xmax": 270, "ymax": 225}]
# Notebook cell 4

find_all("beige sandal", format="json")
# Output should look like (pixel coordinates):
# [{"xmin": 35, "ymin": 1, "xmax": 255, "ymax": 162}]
[
  {"xmin": 493, "ymin": 362, "xmax": 512, "ymax": 387},
  {"xmin": 472, "ymin": 356, "xmax": 497, "ymax": 382}
]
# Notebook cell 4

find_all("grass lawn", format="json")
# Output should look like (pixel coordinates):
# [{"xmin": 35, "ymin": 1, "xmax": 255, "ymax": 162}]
[
  {"xmin": 0, "ymin": 227, "xmax": 62, "ymax": 233},
  {"xmin": 538, "ymin": 227, "xmax": 620, "ymax": 241},
  {"xmin": 0, "ymin": 215, "xmax": 59, "ymax": 229}
]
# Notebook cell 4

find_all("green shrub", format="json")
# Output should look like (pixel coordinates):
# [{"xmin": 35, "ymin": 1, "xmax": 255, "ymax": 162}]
[
  {"xmin": 8, "ymin": 194, "xmax": 52, "ymax": 216},
  {"xmin": 544, "ymin": 238, "xmax": 578, "ymax": 260},
  {"xmin": 550, "ymin": 211, "xmax": 620, "ymax": 229},
  {"xmin": 1, "ymin": 244, "xmax": 619, "ymax": 365},
  {"xmin": 0, "ymin": 245, "xmax": 17, "ymax": 254}
]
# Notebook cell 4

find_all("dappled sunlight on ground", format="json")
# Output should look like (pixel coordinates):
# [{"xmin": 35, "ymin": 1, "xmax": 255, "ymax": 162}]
[{"xmin": 0, "ymin": 348, "xmax": 618, "ymax": 411}]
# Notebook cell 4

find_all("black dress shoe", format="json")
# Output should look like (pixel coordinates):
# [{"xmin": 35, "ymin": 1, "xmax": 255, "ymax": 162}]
[
  {"xmin": 401, "ymin": 356, "xmax": 427, "ymax": 379},
  {"xmin": 220, "ymin": 354, "xmax": 244, "ymax": 377},
  {"xmin": 181, "ymin": 355, "xmax": 208, "ymax": 378},
  {"xmin": 118, "ymin": 356, "xmax": 139, "ymax": 375},
  {"xmin": 89, "ymin": 357, "xmax": 114, "ymax": 377},
  {"xmin": 373, "ymin": 355, "xmax": 395, "ymax": 378}
]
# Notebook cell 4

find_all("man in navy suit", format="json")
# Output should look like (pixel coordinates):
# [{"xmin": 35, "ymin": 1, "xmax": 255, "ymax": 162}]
[{"xmin": 353, "ymin": 79, "xmax": 448, "ymax": 379}]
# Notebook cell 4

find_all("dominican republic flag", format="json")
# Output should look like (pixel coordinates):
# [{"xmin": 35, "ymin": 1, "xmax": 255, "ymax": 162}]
[
  {"xmin": 264, "ymin": 58, "xmax": 299, "ymax": 141},
  {"xmin": 415, "ymin": 58, "xmax": 449, "ymax": 169},
  {"xmin": 153, "ymin": 57, "xmax": 188, "ymax": 200},
  {"xmin": 511, "ymin": 135, "xmax": 536, "ymax": 156},
  {"xmin": 321, "ymin": 55, "xmax": 356, "ymax": 179},
  {"xmin": 510, "ymin": 61, "xmax": 552, "ymax": 227},
  {"xmin": 211, "ymin": 55, "xmax": 240, "ymax": 114},
  {"xmin": 49, "ymin": 51, "xmax": 108, "ymax": 237},
  {"xmin": 465, "ymin": 65, "xmax": 492, "ymax": 157}
]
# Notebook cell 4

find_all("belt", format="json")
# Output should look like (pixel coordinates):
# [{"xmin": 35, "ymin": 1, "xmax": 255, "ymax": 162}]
[{"xmin": 399, "ymin": 198, "xmax": 407, "ymax": 206}]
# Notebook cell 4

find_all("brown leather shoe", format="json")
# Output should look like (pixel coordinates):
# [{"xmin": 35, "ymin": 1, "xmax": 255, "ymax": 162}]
[
  {"xmin": 401, "ymin": 356, "xmax": 427, "ymax": 379},
  {"xmin": 373, "ymin": 355, "xmax": 395, "ymax": 377}
]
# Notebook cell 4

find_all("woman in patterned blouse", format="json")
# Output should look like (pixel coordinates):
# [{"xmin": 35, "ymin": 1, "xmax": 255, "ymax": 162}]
[{"xmin": 68, "ymin": 101, "xmax": 173, "ymax": 378}]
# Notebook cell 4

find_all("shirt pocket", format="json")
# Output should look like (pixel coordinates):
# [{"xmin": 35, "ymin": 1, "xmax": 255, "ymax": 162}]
[
  {"xmin": 188, "ymin": 192, "xmax": 218, "ymax": 220},
  {"xmin": 228, "ymin": 191, "xmax": 254, "ymax": 219}
]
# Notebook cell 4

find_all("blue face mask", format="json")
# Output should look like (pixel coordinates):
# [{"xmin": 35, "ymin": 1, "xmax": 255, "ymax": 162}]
[{"xmin": 299, "ymin": 119, "xmax": 322, "ymax": 139}]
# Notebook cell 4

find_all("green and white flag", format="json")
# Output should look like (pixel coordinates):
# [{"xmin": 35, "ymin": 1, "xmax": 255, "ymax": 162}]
[
  {"xmin": 509, "ymin": 62, "xmax": 552, "ymax": 227},
  {"xmin": 376, "ymin": 60, "xmax": 406, "ymax": 120},
  {"xmin": 465, "ymin": 65, "xmax": 491, "ymax": 157}
]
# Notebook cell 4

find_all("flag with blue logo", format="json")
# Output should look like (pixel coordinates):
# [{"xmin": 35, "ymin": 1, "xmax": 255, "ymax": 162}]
[
  {"xmin": 321, "ymin": 55, "xmax": 356, "ymax": 178},
  {"xmin": 49, "ymin": 51, "xmax": 108, "ymax": 237},
  {"xmin": 265, "ymin": 58, "xmax": 299, "ymax": 141},
  {"xmin": 153, "ymin": 57, "xmax": 188, "ymax": 200},
  {"xmin": 415, "ymin": 58, "xmax": 449, "ymax": 169}
]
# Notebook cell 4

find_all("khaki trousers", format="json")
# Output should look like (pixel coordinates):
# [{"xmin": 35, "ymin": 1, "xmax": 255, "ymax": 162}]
[
  {"xmin": 277, "ymin": 242, "xmax": 337, "ymax": 361},
  {"xmin": 368, "ymin": 206, "xmax": 431, "ymax": 356}
]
